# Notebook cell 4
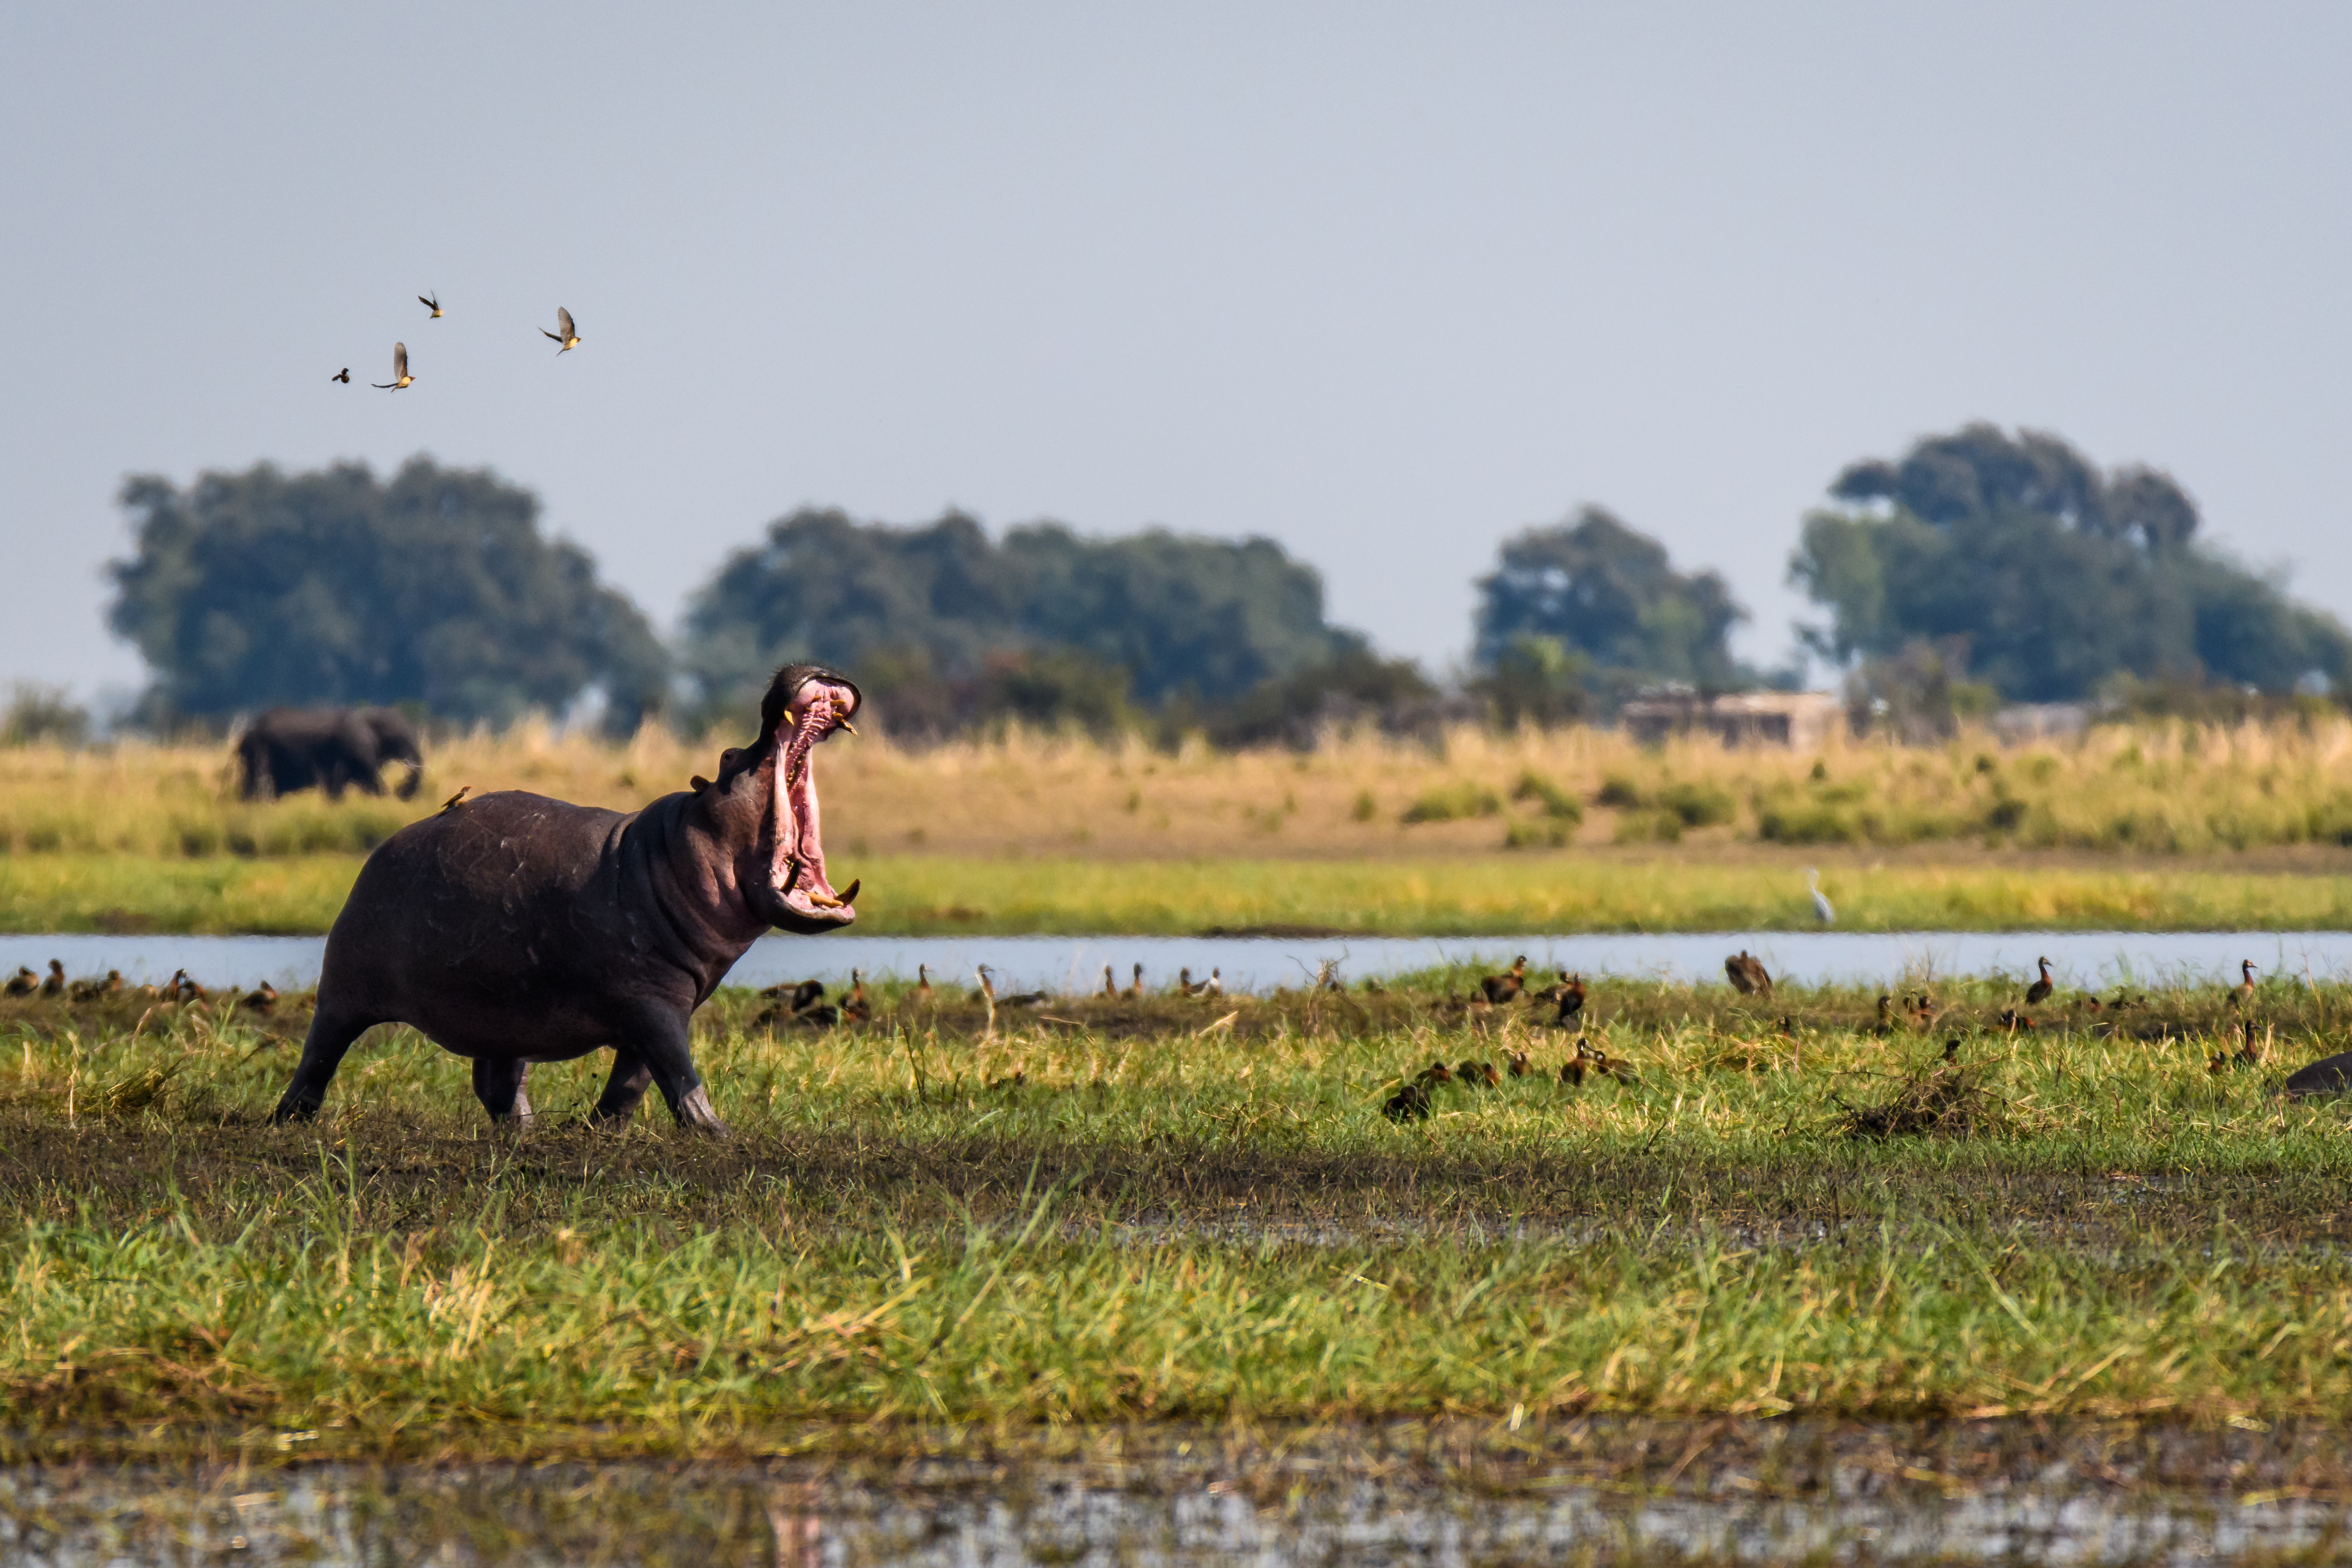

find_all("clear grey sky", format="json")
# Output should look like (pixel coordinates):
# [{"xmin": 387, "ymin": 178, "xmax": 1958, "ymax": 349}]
[{"xmin": 5, "ymin": 4, "xmax": 2349, "ymax": 700}]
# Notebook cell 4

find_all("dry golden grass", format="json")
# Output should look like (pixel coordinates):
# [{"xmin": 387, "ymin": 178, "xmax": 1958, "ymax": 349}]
[{"xmin": 10, "ymin": 713, "xmax": 2352, "ymax": 863}]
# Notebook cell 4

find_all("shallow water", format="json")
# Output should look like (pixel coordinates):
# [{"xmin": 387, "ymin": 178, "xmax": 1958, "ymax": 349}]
[
  {"xmin": 8, "ymin": 1421, "xmax": 2352, "ymax": 1566},
  {"xmin": 2, "ymin": 928, "xmax": 2348, "ymax": 995}
]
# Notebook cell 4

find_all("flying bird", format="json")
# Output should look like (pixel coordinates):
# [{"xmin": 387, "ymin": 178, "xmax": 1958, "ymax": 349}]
[
  {"xmin": 373, "ymin": 342, "xmax": 414, "ymax": 390},
  {"xmin": 1806, "ymin": 868, "xmax": 1834, "ymax": 926},
  {"xmin": 419, "ymin": 292, "xmax": 443, "ymax": 318},
  {"xmin": 331, "ymin": 367, "xmax": 350, "ymax": 383},
  {"xmin": 542, "ymin": 306, "xmax": 581, "ymax": 352}
]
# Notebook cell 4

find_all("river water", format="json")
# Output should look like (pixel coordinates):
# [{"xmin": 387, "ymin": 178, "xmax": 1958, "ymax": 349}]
[{"xmin": 3, "ymin": 929, "xmax": 2349, "ymax": 994}]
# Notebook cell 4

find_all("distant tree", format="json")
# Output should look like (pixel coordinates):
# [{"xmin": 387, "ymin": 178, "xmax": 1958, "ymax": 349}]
[
  {"xmin": 1473, "ymin": 634, "xmax": 1592, "ymax": 729},
  {"xmin": 106, "ymin": 458, "xmax": 668, "ymax": 733},
  {"xmin": 1, "ymin": 684, "xmax": 92, "ymax": 748},
  {"xmin": 1793, "ymin": 423, "xmax": 2352, "ymax": 701},
  {"xmin": 683, "ymin": 508, "xmax": 1370, "ymax": 733},
  {"xmin": 1472, "ymin": 507, "xmax": 1749, "ymax": 697}
]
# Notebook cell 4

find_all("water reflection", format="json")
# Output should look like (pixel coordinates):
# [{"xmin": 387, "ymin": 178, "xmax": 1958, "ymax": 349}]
[
  {"xmin": 5, "ymin": 928, "xmax": 2352, "ymax": 996},
  {"xmin": 5, "ymin": 1422, "xmax": 2351, "ymax": 1567}
]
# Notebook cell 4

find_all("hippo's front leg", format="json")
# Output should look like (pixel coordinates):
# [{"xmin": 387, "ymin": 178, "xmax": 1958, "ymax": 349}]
[{"xmin": 610, "ymin": 1004, "xmax": 728, "ymax": 1136}]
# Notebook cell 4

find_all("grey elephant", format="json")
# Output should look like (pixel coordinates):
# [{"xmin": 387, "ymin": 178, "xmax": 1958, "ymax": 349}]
[{"xmin": 235, "ymin": 707, "xmax": 425, "ymax": 801}]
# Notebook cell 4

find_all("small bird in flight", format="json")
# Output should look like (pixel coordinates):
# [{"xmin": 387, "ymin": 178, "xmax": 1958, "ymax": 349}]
[
  {"xmin": 373, "ymin": 342, "xmax": 414, "ymax": 390},
  {"xmin": 419, "ymin": 292, "xmax": 443, "ymax": 318},
  {"xmin": 542, "ymin": 305, "xmax": 581, "ymax": 353},
  {"xmin": 331, "ymin": 367, "xmax": 350, "ymax": 383}
]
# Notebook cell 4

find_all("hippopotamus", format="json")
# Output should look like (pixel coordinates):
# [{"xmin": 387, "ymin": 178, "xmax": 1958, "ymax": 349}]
[{"xmin": 271, "ymin": 665, "xmax": 862, "ymax": 1134}]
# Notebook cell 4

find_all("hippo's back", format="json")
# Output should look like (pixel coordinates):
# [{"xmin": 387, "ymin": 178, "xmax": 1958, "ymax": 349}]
[{"xmin": 321, "ymin": 791, "xmax": 642, "ymax": 1053}]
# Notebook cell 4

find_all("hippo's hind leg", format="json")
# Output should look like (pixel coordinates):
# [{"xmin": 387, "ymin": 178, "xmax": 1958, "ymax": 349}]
[
  {"xmin": 592, "ymin": 1049, "xmax": 656, "ymax": 1125},
  {"xmin": 271, "ymin": 1006, "xmax": 376, "ymax": 1123},
  {"xmin": 610, "ymin": 1004, "xmax": 728, "ymax": 1136},
  {"xmin": 470, "ymin": 1057, "xmax": 533, "ymax": 1123}
]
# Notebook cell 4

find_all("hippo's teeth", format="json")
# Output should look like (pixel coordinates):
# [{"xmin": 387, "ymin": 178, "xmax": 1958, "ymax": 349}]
[
  {"xmin": 779, "ymin": 859, "xmax": 803, "ymax": 895},
  {"xmin": 839, "ymin": 878, "xmax": 861, "ymax": 905},
  {"xmin": 836, "ymin": 718, "xmax": 858, "ymax": 736}
]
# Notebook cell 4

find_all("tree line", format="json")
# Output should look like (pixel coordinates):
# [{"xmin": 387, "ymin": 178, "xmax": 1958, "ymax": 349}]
[{"xmin": 86, "ymin": 424, "xmax": 2352, "ymax": 744}]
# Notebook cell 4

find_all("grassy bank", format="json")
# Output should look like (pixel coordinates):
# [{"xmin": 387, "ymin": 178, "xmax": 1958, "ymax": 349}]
[
  {"xmin": 5, "ymin": 971, "xmax": 2352, "ymax": 1459},
  {"xmin": 10, "ymin": 851, "xmax": 2352, "ymax": 934}
]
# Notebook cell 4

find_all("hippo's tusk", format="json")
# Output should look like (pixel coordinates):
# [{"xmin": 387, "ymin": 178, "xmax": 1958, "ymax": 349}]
[
  {"xmin": 780, "ymin": 859, "xmax": 802, "ymax": 896},
  {"xmin": 836, "ymin": 718, "xmax": 858, "ymax": 736},
  {"xmin": 839, "ymin": 878, "xmax": 860, "ymax": 905}
]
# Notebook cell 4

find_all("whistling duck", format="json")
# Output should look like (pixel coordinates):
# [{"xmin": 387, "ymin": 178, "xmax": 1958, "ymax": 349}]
[
  {"xmin": 1480, "ymin": 956, "xmax": 1529, "ymax": 1005},
  {"xmin": 1943, "ymin": 1037, "xmax": 1961, "ymax": 1064},
  {"xmin": 69, "ymin": 969, "xmax": 124, "ymax": 1002},
  {"xmin": 238, "ymin": 981, "xmax": 278, "ymax": 1013},
  {"xmin": 916, "ymin": 964, "xmax": 934, "ymax": 1003},
  {"xmin": 1456, "ymin": 1059, "xmax": 1500, "ymax": 1088},
  {"xmin": 1505, "ymin": 1048, "xmax": 1532, "ymax": 1077},
  {"xmin": 39, "ymin": 960, "xmax": 64, "ymax": 999},
  {"xmin": 1415, "ymin": 1060, "xmax": 1454, "ymax": 1086},
  {"xmin": 1724, "ymin": 951, "xmax": 1773, "ymax": 997},
  {"xmin": 1101, "ymin": 964, "xmax": 1120, "ymax": 999},
  {"xmin": 1126, "ymin": 963, "xmax": 1145, "ymax": 999},
  {"xmin": 1383, "ymin": 1081, "xmax": 1432, "ymax": 1121},
  {"xmin": 2025, "ymin": 957, "xmax": 2054, "ymax": 1007},
  {"xmin": 1203, "ymin": 968, "xmax": 1223, "ymax": 997},
  {"xmin": 1875, "ymin": 994, "xmax": 1894, "ymax": 1032},
  {"xmin": 169, "ymin": 968, "xmax": 208, "ymax": 1003},
  {"xmin": 977, "ymin": 965, "xmax": 1049, "ymax": 1008},
  {"xmin": 2229, "ymin": 961, "xmax": 2257, "ymax": 1009},
  {"xmin": 1996, "ymin": 1007, "xmax": 2035, "ymax": 1031},
  {"xmin": 3, "ymin": 966, "xmax": 35, "ymax": 998},
  {"xmin": 1179, "ymin": 967, "xmax": 1206, "ymax": 996},
  {"xmin": 1553, "ymin": 974, "xmax": 1587, "ymax": 1027},
  {"xmin": 1561, "ymin": 1039, "xmax": 1608, "ymax": 1085},
  {"xmin": 841, "ymin": 970, "xmax": 872, "ymax": 1023}
]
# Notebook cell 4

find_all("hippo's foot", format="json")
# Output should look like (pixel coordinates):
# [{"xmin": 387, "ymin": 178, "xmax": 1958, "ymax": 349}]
[
  {"xmin": 269, "ymin": 1093, "xmax": 322, "ymax": 1124},
  {"xmin": 670, "ymin": 1084, "xmax": 730, "ymax": 1138}
]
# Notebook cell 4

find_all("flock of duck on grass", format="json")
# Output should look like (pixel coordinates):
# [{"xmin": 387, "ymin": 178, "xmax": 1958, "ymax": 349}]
[
  {"xmin": 3, "ymin": 960, "xmax": 278, "ymax": 1014},
  {"xmin": 3, "ymin": 945, "xmax": 2323, "ymax": 1114}
]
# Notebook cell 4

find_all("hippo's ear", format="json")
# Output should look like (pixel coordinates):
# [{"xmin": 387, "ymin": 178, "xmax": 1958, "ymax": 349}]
[{"xmin": 690, "ymin": 775, "xmax": 711, "ymax": 793}]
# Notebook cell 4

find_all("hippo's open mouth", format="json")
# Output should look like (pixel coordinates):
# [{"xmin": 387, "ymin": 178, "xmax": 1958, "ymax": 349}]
[{"xmin": 767, "ymin": 678, "xmax": 860, "ymax": 926}]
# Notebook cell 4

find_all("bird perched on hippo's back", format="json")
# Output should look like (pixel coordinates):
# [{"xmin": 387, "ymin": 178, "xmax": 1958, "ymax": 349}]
[{"xmin": 270, "ymin": 664, "xmax": 865, "ymax": 1135}]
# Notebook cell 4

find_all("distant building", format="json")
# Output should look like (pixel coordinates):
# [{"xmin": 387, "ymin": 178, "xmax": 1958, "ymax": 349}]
[
  {"xmin": 1620, "ymin": 689, "xmax": 1845, "ymax": 750},
  {"xmin": 1993, "ymin": 703, "xmax": 2096, "ymax": 744}
]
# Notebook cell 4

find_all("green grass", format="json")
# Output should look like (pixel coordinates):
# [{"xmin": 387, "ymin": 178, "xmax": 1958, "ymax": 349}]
[
  {"xmin": 6, "ymin": 971, "xmax": 2352, "ymax": 1461},
  {"xmin": 10, "ymin": 850, "xmax": 2352, "ymax": 934}
]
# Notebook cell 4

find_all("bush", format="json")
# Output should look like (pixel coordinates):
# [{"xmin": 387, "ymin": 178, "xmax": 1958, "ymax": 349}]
[
  {"xmin": 1401, "ymin": 781, "xmax": 1502, "ymax": 824},
  {"xmin": 1510, "ymin": 770, "xmax": 1584, "ymax": 822},
  {"xmin": 1502, "ymin": 816, "xmax": 1572, "ymax": 850},
  {"xmin": 1656, "ymin": 780, "xmax": 1737, "ymax": 829},
  {"xmin": 1613, "ymin": 809, "xmax": 1685, "ymax": 845},
  {"xmin": 1596, "ymin": 775, "xmax": 1646, "ymax": 809},
  {"xmin": 2, "ymin": 685, "xmax": 91, "ymax": 748},
  {"xmin": 1757, "ymin": 800, "xmax": 1865, "ymax": 845}
]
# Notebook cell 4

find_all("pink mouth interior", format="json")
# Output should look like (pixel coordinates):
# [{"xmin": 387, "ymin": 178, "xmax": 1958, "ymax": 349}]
[{"xmin": 769, "ymin": 680, "xmax": 856, "ymax": 921}]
